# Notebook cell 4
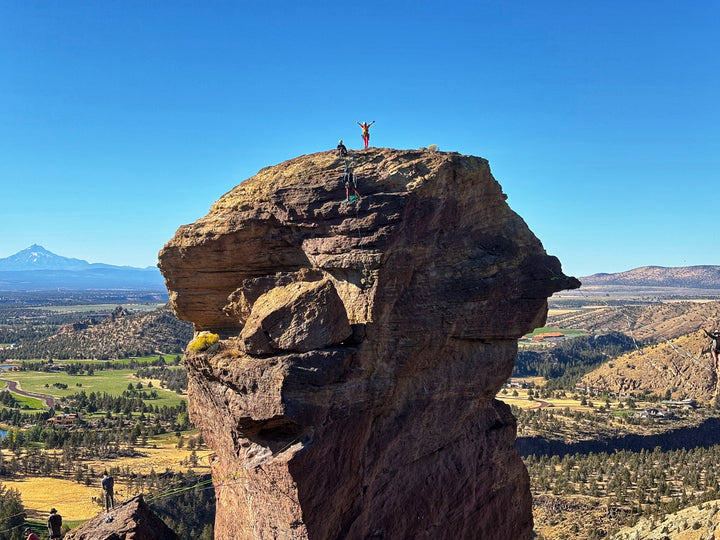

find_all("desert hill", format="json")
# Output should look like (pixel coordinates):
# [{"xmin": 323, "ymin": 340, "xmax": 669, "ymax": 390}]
[
  {"xmin": 548, "ymin": 300, "xmax": 720, "ymax": 342},
  {"xmin": 580, "ymin": 329, "xmax": 716, "ymax": 402},
  {"xmin": 611, "ymin": 499, "xmax": 720, "ymax": 539},
  {"xmin": 582, "ymin": 266, "xmax": 720, "ymax": 289},
  {"xmin": 0, "ymin": 305, "xmax": 193, "ymax": 360}
]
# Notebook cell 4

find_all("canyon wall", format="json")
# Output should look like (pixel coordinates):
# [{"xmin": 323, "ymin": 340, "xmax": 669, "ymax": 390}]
[{"xmin": 159, "ymin": 148, "xmax": 580, "ymax": 539}]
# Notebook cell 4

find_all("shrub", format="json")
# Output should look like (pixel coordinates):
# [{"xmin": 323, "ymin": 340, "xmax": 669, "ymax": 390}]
[{"xmin": 187, "ymin": 332, "xmax": 219, "ymax": 354}]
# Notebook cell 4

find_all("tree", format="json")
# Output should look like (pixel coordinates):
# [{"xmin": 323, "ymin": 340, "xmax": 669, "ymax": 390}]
[{"xmin": 0, "ymin": 481, "xmax": 25, "ymax": 538}]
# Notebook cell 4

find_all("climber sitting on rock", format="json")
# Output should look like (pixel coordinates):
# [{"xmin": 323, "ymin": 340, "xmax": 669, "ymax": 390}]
[
  {"xmin": 342, "ymin": 167, "xmax": 361, "ymax": 202},
  {"xmin": 337, "ymin": 140, "xmax": 348, "ymax": 157}
]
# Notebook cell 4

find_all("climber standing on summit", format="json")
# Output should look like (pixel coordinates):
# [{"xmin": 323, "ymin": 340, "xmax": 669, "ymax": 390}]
[
  {"xmin": 356, "ymin": 121, "xmax": 375, "ymax": 149},
  {"xmin": 704, "ymin": 328, "xmax": 720, "ymax": 373}
]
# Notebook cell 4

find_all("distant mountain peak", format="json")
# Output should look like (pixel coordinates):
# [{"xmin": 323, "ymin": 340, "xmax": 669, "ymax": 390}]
[
  {"xmin": 0, "ymin": 246, "xmax": 165, "ymax": 291},
  {"xmin": 0, "ymin": 245, "xmax": 91, "ymax": 271}
]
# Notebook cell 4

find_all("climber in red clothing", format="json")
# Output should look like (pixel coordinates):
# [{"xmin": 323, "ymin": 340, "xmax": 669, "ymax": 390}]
[{"xmin": 356, "ymin": 121, "xmax": 375, "ymax": 148}]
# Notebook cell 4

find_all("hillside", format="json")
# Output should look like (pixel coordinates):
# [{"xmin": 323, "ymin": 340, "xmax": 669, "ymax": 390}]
[
  {"xmin": 581, "ymin": 265, "xmax": 720, "ymax": 289},
  {"xmin": 547, "ymin": 300, "xmax": 720, "ymax": 342},
  {"xmin": 0, "ymin": 305, "xmax": 193, "ymax": 360},
  {"xmin": 581, "ymin": 329, "xmax": 716, "ymax": 402},
  {"xmin": 611, "ymin": 500, "xmax": 720, "ymax": 539}
]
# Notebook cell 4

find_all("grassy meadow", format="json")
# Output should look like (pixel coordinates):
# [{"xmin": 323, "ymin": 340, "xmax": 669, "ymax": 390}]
[
  {"xmin": 2, "ymin": 367, "xmax": 185, "ymax": 410},
  {"xmin": 0, "ymin": 358, "xmax": 204, "ymax": 526},
  {"xmin": 4, "ymin": 436, "xmax": 212, "ymax": 521}
]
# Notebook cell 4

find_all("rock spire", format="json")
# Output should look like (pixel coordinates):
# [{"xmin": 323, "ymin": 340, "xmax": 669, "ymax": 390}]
[{"xmin": 159, "ymin": 148, "xmax": 580, "ymax": 539}]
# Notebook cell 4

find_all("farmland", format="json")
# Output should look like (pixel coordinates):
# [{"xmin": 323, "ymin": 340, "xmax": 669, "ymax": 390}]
[{"xmin": 0, "ymin": 294, "xmax": 212, "ymax": 537}]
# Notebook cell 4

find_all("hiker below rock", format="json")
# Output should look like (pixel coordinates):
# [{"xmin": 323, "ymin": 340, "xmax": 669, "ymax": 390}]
[
  {"xmin": 102, "ymin": 470, "xmax": 115, "ymax": 511},
  {"xmin": 356, "ymin": 121, "xmax": 375, "ymax": 148},
  {"xmin": 47, "ymin": 508, "xmax": 62, "ymax": 540},
  {"xmin": 24, "ymin": 528, "xmax": 40, "ymax": 540},
  {"xmin": 705, "ymin": 328, "xmax": 720, "ymax": 372},
  {"xmin": 342, "ymin": 168, "xmax": 361, "ymax": 202},
  {"xmin": 337, "ymin": 140, "xmax": 348, "ymax": 157}
]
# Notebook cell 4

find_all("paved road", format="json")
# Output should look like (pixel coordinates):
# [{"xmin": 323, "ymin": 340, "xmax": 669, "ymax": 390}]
[{"xmin": 0, "ymin": 378, "xmax": 55, "ymax": 408}]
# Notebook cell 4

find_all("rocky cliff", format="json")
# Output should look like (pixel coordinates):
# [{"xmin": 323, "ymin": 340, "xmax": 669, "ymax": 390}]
[{"xmin": 158, "ymin": 148, "xmax": 579, "ymax": 539}]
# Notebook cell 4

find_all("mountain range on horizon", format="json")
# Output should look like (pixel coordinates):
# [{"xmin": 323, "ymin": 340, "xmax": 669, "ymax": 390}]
[
  {"xmin": 0, "ymin": 244, "xmax": 164, "ymax": 291},
  {"xmin": 2, "ymin": 245, "xmax": 719, "ymax": 292},
  {"xmin": 581, "ymin": 265, "xmax": 720, "ymax": 289},
  {"xmin": 0, "ymin": 244, "xmax": 155, "ymax": 271}
]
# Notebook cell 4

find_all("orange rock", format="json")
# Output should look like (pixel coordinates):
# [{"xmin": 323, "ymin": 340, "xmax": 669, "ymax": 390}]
[{"xmin": 159, "ymin": 148, "xmax": 579, "ymax": 540}]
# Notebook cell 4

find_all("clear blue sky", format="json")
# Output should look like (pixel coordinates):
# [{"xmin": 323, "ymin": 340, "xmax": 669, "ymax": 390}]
[{"xmin": 1, "ymin": 1, "xmax": 717, "ymax": 277}]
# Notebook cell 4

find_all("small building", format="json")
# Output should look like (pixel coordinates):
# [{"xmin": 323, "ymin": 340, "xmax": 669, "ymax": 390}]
[{"xmin": 46, "ymin": 413, "xmax": 82, "ymax": 426}]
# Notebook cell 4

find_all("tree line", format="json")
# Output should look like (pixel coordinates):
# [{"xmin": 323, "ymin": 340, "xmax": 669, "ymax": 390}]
[
  {"xmin": 513, "ymin": 332, "xmax": 638, "ymax": 389},
  {"xmin": 525, "ymin": 443, "xmax": 720, "ymax": 531}
]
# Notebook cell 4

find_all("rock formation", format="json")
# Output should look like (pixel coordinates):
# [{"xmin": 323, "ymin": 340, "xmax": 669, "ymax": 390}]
[
  {"xmin": 158, "ymin": 148, "xmax": 580, "ymax": 539},
  {"xmin": 63, "ymin": 495, "xmax": 179, "ymax": 540}
]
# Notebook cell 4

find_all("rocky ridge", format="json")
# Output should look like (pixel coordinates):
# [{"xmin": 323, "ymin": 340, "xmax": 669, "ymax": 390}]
[
  {"xmin": 0, "ymin": 306, "xmax": 193, "ymax": 360},
  {"xmin": 582, "ymin": 266, "xmax": 720, "ymax": 289},
  {"xmin": 159, "ymin": 148, "xmax": 579, "ymax": 539},
  {"xmin": 581, "ymin": 329, "xmax": 717, "ymax": 402},
  {"xmin": 547, "ymin": 300, "xmax": 720, "ymax": 342},
  {"xmin": 63, "ymin": 495, "xmax": 179, "ymax": 540}
]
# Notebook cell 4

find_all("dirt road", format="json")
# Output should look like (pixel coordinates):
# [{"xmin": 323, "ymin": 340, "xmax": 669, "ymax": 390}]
[{"xmin": 0, "ymin": 378, "xmax": 54, "ymax": 408}]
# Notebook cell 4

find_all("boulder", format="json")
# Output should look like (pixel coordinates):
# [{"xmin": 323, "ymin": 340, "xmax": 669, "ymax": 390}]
[
  {"xmin": 240, "ymin": 278, "xmax": 352, "ymax": 354},
  {"xmin": 63, "ymin": 495, "xmax": 178, "ymax": 540}
]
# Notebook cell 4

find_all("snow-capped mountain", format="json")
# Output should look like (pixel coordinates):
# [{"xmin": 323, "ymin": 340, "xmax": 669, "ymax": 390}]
[{"xmin": 0, "ymin": 245, "xmax": 164, "ymax": 290}]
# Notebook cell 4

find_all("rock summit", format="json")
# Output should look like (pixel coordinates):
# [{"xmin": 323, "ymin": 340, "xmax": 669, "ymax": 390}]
[{"xmin": 159, "ymin": 147, "xmax": 579, "ymax": 539}]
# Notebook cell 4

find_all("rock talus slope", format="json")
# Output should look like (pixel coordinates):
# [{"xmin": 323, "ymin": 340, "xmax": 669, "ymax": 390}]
[{"xmin": 158, "ymin": 148, "xmax": 580, "ymax": 540}]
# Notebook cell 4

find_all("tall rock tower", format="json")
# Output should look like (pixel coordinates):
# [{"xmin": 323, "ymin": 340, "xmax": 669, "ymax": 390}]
[{"xmin": 159, "ymin": 148, "xmax": 580, "ymax": 539}]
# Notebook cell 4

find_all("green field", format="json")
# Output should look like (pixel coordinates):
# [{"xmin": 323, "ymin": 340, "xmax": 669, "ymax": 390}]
[
  {"xmin": 524, "ymin": 326, "xmax": 588, "ymax": 338},
  {"xmin": 52, "ymin": 354, "xmax": 183, "ymax": 366},
  {"xmin": 3, "ymin": 369, "xmax": 185, "ymax": 409},
  {"xmin": 11, "ymin": 393, "xmax": 46, "ymax": 410}
]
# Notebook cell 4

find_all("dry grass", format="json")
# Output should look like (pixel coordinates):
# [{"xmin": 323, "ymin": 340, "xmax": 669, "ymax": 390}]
[
  {"xmin": 3, "ymin": 476, "xmax": 98, "ymax": 520},
  {"xmin": 4, "ymin": 440, "xmax": 213, "ymax": 521}
]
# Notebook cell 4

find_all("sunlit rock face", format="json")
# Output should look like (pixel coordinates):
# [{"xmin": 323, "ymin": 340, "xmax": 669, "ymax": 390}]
[{"xmin": 159, "ymin": 148, "xmax": 580, "ymax": 540}]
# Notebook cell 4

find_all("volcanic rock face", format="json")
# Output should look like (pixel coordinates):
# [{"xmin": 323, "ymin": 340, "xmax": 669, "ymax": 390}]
[{"xmin": 159, "ymin": 148, "xmax": 579, "ymax": 540}]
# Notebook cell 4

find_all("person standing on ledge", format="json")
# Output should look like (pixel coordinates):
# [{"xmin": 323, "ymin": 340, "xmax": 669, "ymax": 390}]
[
  {"xmin": 704, "ymin": 328, "xmax": 720, "ymax": 373},
  {"xmin": 356, "ymin": 121, "xmax": 375, "ymax": 148},
  {"xmin": 342, "ymin": 167, "xmax": 361, "ymax": 202},
  {"xmin": 47, "ymin": 508, "xmax": 62, "ymax": 540},
  {"xmin": 102, "ymin": 470, "xmax": 115, "ymax": 511}
]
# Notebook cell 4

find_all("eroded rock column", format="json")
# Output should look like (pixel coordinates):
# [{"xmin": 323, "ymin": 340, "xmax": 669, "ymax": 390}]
[{"xmin": 159, "ymin": 148, "xmax": 580, "ymax": 539}]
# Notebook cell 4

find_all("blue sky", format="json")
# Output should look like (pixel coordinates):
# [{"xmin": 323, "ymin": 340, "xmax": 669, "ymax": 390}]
[{"xmin": 1, "ymin": 1, "xmax": 717, "ymax": 277}]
